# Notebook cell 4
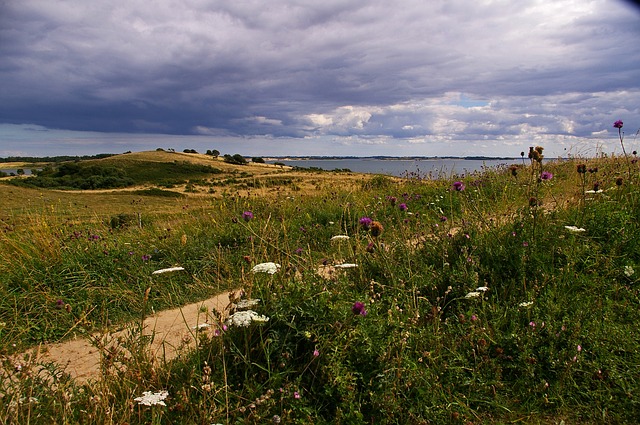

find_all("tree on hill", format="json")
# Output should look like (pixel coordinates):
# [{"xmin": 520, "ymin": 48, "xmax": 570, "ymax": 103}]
[
  {"xmin": 223, "ymin": 154, "xmax": 247, "ymax": 165},
  {"xmin": 251, "ymin": 157, "xmax": 265, "ymax": 163}
]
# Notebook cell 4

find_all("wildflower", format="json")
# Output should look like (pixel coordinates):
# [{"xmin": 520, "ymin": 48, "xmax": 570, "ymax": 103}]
[
  {"xmin": 577, "ymin": 344, "xmax": 582, "ymax": 352},
  {"xmin": 141, "ymin": 254, "xmax": 151, "ymax": 261},
  {"xmin": 331, "ymin": 235, "xmax": 350, "ymax": 241},
  {"xmin": 334, "ymin": 263, "xmax": 358, "ymax": 268},
  {"xmin": 529, "ymin": 321, "xmax": 536, "ymax": 328},
  {"xmin": 452, "ymin": 181, "xmax": 465, "ymax": 191},
  {"xmin": 613, "ymin": 120, "xmax": 623, "ymax": 129},
  {"xmin": 152, "ymin": 266, "xmax": 185, "ymax": 275},
  {"xmin": 471, "ymin": 314, "xmax": 478, "ymax": 321},
  {"xmin": 359, "ymin": 216, "xmax": 373, "ymax": 229},
  {"xmin": 616, "ymin": 177, "xmax": 623, "ymax": 186},
  {"xmin": 440, "ymin": 215, "xmax": 448, "ymax": 222},
  {"xmin": 564, "ymin": 225, "xmax": 586, "ymax": 233},
  {"xmin": 293, "ymin": 391, "xmax": 301, "ymax": 399},
  {"xmin": 242, "ymin": 211, "xmax": 254, "ymax": 221},
  {"xmin": 235, "ymin": 298, "xmax": 261, "ymax": 309},
  {"xmin": 352, "ymin": 301, "xmax": 367, "ymax": 316},
  {"xmin": 313, "ymin": 349, "xmax": 320, "ymax": 357},
  {"xmin": 464, "ymin": 291, "xmax": 481, "ymax": 299},
  {"xmin": 226, "ymin": 310, "xmax": 270, "ymax": 327},
  {"xmin": 624, "ymin": 265, "xmax": 634, "ymax": 277},
  {"xmin": 251, "ymin": 262, "xmax": 281, "ymax": 274},
  {"xmin": 370, "ymin": 221, "xmax": 384, "ymax": 237},
  {"xmin": 55, "ymin": 299, "xmax": 64, "ymax": 309},
  {"xmin": 399, "ymin": 203, "xmax": 408, "ymax": 211},
  {"xmin": 529, "ymin": 197, "xmax": 539, "ymax": 207},
  {"xmin": 295, "ymin": 247, "xmax": 303, "ymax": 254},
  {"xmin": 576, "ymin": 164, "xmax": 587, "ymax": 174},
  {"xmin": 192, "ymin": 323, "xmax": 211, "ymax": 330},
  {"xmin": 475, "ymin": 286, "xmax": 489, "ymax": 292},
  {"xmin": 272, "ymin": 415, "xmax": 282, "ymax": 424},
  {"xmin": 510, "ymin": 165, "xmax": 518, "ymax": 176},
  {"xmin": 387, "ymin": 196, "xmax": 397, "ymax": 205},
  {"xmin": 519, "ymin": 301, "xmax": 534, "ymax": 308},
  {"xmin": 134, "ymin": 390, "xmax": 169, "ymax": 406},
  {"xmin": 540, "ymin": 171, "xmax": 553, "ymax": 180},
  {"xmin": 365, "ymin": 242, "xmax": 375, "ymax": 253}
]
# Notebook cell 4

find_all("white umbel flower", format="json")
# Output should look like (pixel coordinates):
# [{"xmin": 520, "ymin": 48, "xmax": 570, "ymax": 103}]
[
  {"xmin": 152, "ymin": 266, "xmax": 185, "ymax": 275},
  {"xmin": 564, "ymin": 226, "xmax": 586, "ymax": 233},
  {"xmin": 330, "ymin": 235, "xmax": 350, "ymax": 241},
  {"xmin": 464, "ymin": 291, "xmax": 481, "ymax": 299},
  {"xmin": 251, "ymin": 262, "xmax": 281, "ymax": 274},
  {"xmin": 519, "ymin": 301, "xmax": 534, "ymax": 308},
  {"xmin": 235, "ymin": 298, "xmax": 261, "ymax": 309},
  {"xmin": 226, "ymin": 310, "xmax": 270, "ymax": 327},
  {"xmin": 134, "ymin": 390, "xmax": 169, "ymax": 406},
  {"xmin": 334, "ymin": 263, "xmax": 358, "ymax": 269},
  {"xmin": 624, "ymin": 266, "xmax": 634, "ymax": 277}
]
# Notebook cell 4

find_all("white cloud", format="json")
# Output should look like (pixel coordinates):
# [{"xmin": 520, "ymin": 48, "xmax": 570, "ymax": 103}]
[{"xmin": 0, "ymin": 0, "xmax": 638, "ymax": 157}]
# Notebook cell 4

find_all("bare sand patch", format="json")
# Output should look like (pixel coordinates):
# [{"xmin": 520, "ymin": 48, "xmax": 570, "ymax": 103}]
[{"xmin": 19, "ymin": 291, "xmax": 233, "ymax": 383}]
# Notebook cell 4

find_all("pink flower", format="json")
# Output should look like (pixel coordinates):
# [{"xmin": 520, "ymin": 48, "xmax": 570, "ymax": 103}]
[
  {"xmin": 293, "ymin": 391, "xmax": 301, "ymax": 399},
  {"xmin": 452, "ymin": 181, "xmax": 465, "ymax": 191},
  {"xmin": 313, "ymin": 349, "xmax": 320, "ymax": 357},
  {"xmin": 351, "ymin": 301, "xmax": 367, "ymax": 316}
]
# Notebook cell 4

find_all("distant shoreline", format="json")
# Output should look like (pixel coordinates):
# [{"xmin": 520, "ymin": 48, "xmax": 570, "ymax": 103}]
[{"xmin": 265, "ymin": 156, "xmax": 521, "ymax": 161}]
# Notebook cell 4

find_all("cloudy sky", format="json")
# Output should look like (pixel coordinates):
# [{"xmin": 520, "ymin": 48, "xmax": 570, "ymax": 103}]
[{"xmin": 1, "ymin": 0, "xmax": 639, "ymax": 158}]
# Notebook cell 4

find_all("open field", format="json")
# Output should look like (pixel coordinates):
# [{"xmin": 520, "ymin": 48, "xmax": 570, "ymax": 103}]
[{"xmin": 1, "ymin": 149, "xmax": 639, "ymax": 424}]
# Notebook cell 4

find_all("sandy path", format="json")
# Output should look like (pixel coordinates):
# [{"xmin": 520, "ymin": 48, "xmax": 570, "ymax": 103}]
[{"xmin": 24, "ymin": 291, "xmax": 233, "ymax": 383}]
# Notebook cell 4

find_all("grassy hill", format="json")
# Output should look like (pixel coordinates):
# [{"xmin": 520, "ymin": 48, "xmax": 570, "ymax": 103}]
[{"xmin": 1, "ymin": 150, "xmax": 639, "ymax": 423}]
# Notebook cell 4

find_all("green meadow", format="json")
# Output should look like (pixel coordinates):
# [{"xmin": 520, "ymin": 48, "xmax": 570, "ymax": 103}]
[{"xmin": 1, "ymin": 148, "xmax": 639, "ymax": 424}]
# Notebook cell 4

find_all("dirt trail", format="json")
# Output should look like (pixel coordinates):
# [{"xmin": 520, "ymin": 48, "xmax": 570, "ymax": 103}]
[{"xmin": 23, "ymin": 291, "xmax": 233, "ymax": 383}]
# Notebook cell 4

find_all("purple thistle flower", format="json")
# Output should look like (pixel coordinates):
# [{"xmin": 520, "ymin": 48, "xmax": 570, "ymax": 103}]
[
  {"xmin": 540, "ymin": 171, "xmax": 553, "ymax": 180},
  {"xmin": 452, "ymin": 181, "xmax": 465, "ymax": 191},
  {"xmin": 142, "ymin": 254, "xmax": 151, "ymax": 261},
  {"xmin": 399, "ymin": 203, "xmax": 408, "ymax": 211},
  {"xmin": 242, "ymin": 211, "xmax": 254, "ymax": 222},
  {"xmin": 351, "ymin": 301, "xmax": 367, "ymax": 316},
  {"xmin": 613, "ymin": 120, "xmax": 624, "ymax": 129},
  {"xmin": 359, "ymin": 216, "xmax": 373, "ymax": 229}
]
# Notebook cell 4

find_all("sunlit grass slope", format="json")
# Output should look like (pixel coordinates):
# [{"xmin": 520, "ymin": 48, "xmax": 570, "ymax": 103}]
[{"xmin": 1, "ymin": 149, "xmax": 639, "ymax": 424}]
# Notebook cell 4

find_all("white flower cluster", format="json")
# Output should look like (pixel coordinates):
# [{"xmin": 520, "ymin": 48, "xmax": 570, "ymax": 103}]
[
  {"xmin": 334, "ymin": 263, "xmax": 358, "ymax": 269},
  {"xmin": 564, "ymin": 225, "xmax": 586, "ymax": 233},
  {"xmin": 251, "ymin": 262, "xmax": 281, "ymax": 274},
  {"xmin": 624, "ymin": 265, "xmax": 635, "ymax": 277},
  {"xmin": 152, "ymin": 266, "xmax": 185, "ymax": 275},
  {"xmin": 235, "ymin": 298, "xmax": 261, "ymax": 309},
  {"xmin": 134, "ymin": 390, "xmax": 169, "ymax": 406},
  {"xmin": 465, "ymin": 286, "xmax": 489, "ymax": 299},
  {"xmin": 330, "ymin": 235, "xmax": 350, "ymax": 241},
  {"xmin": 226, "ymin": 310, "xmax": 270, "ymax": 327},
  {"xmin": 518, "ymin": 301, "xmax": 534, "ymax": 308}
]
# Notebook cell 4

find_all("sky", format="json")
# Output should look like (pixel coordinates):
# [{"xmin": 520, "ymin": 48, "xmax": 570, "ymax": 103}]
[{"xmin": 1, "ymin": 0, "xmax": 639, "ymax": 158}]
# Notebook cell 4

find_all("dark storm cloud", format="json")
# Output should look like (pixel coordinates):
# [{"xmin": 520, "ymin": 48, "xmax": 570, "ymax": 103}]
[{"xmin": 0, "ymin": 0, "xmax": 639, "ymax": 156}]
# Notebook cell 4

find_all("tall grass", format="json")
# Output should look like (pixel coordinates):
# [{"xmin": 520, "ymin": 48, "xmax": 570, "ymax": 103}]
[{"xmin": 1, "ymin": 153, "xmax": 640, "ymax": 423}]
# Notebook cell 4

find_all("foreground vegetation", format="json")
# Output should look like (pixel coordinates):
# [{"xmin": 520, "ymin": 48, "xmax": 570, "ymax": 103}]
[{"xmin": 1, "ymin": 145, "xmax": 640, "ymax": 424}]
